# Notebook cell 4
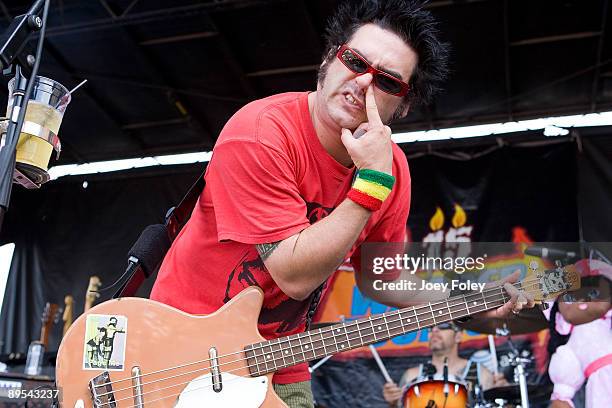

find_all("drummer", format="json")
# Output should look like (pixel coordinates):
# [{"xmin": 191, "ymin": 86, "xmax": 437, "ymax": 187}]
[{"xmin": 382, "ymin": 321, "xmax": 506, "ymax": 406}]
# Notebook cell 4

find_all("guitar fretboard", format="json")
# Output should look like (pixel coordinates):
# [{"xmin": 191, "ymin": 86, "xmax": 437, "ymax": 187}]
[{"xmin": 244, "ymin": 286, "xmax": 512, "ymax": 377}]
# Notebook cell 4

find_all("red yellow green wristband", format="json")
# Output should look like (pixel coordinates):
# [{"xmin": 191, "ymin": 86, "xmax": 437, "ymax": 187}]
[{"xmin": 347, "ymin": 169, "xmax": 395, "ymax": 211}]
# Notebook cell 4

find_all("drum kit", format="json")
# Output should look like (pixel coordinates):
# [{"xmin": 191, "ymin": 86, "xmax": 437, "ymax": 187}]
[
  {"xmin": 311, "ymin": 304, "xmax": 552, "ymax": 408},
  {"xmin": 401, "ymin": 308, "xmax": 552, "ymax": 408}
]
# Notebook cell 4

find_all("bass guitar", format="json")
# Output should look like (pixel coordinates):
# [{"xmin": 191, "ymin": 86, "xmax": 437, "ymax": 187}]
[{"xmin": 56, "ymin": 266, "xmax": 579, "ymax": 407}]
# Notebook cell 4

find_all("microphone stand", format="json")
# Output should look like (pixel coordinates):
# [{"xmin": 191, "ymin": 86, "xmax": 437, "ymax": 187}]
[
  {"xmin": 507, "ymin": 331, "xmax": 530, "ymax": 408},
  {"xmin": 0, "ymin": 0, "xmax": 48, "ymax": 233},
  {"xmin": 442, "ymin": 357, "xmax": 449, "ymax": 408},
  {"xmin": 581, "ymin": 240, "xmax": 612, "ymax": 265}
]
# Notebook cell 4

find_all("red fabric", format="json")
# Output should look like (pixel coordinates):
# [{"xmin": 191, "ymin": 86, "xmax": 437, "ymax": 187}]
[
  {"xmin": 150, "ymin": 92, "xmax": 411, "ymax": 384},
  {"xmin": 347, "ymin": 188, "xmax": 383, "ymax": 211}
]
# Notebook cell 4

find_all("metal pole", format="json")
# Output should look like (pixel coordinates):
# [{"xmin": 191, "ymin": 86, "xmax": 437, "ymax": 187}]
[{"xmin": 516, "ymin": 361, "xmax": 530, "ymax": 408}]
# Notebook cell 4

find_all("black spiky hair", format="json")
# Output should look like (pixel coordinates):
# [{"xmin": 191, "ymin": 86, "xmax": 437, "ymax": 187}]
[{"xmin": 319, "ymin": 0, "xmax": 450, "ymax": 111}]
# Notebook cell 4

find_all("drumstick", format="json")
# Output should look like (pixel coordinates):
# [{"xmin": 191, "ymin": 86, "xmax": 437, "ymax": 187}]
[
  {"xmin": 369, "ymin": 345, "xmax": 393, "ymax": 383},
  {"xmin": 309, "ymin": 355, "xmax": 332, "ymax": 373},
  {"xmin": 487, "ymin": 335, "xmax": 499, "ymax": 375}
]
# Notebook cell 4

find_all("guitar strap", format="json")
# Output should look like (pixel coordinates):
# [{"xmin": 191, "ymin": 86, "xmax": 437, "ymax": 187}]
[
  {"xmin": 164, "ymin": 170, "xmax": 206, "ymax": 241},
  {"xmin": 305, "ymin": 281, "xmax": 326, "ymax": 330}
]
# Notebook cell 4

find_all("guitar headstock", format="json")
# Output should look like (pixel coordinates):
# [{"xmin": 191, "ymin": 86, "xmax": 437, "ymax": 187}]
[
  {"xmin": 41, "ymin": 303, "xmax": 60, "ymax": 326},
  {"xmin": 87, "ymin": 276, "xmax": 101, "ymax": 296},
  {"xmin": 85, "ymin": 276, "xmax": 102, "ymax": 311},
  {"xmin": 524, "ymin": 264, "xmax": 581, "ymax": 303},
  {"xmin": 40, "ymin": 302, "xmax": 60, "ymax": 346}
]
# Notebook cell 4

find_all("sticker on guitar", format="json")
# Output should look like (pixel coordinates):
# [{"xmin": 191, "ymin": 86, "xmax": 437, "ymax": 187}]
[{"xmin": 82, "ymin": 314, "xmax": 127, "ymax": 371}]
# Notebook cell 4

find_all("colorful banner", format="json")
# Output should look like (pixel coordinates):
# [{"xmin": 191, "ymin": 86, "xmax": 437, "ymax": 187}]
[{"xmin": 314, "ymin": 262, "xmax": 550, "ymax": 373}]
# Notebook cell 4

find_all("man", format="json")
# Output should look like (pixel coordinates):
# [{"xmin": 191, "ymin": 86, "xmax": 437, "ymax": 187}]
[
  {"xmin": 100, "ymin": 316, "xmax": 125, "ymax": 366},
  {"xmin": 151, "ymin": 1, "xmax": 532, "ymax": 406},
  {"xmin": 85, "ymin": 326, "xmax": 106, "ymax": 367},
  {"xmin": 382, "ymin": 322, "xmax": 505, "ymax": 407}
]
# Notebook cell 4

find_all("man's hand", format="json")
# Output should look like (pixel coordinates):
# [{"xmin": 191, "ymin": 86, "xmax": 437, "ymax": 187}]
[
  {"xmin": 480, "ymin": 366, "xmax": 509, "ymax": 390},
  {"xmin": 382, "ymin": 382, "xmax": 403, "ymax": 406},
  {"xmin": 477, "ymin": 270, "xmax": 535, "ymax": 319},
  {"xmin": 340, "ymin": 85, "xmax": 393, "ymax": 175},
  {"xmin": 492, "ymin": 373, "xmax": 508, "ymax": 387}
]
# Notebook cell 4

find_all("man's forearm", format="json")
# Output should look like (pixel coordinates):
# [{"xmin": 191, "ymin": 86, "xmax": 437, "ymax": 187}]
[{"xmin": 260, "ymin": 199, "xmax": 371, "ymax": 300}]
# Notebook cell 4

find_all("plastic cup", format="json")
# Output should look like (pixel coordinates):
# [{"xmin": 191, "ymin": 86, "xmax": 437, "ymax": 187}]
[{"xmin": 6, "ymin": 76, "xmax": 71, "ymax": 171}]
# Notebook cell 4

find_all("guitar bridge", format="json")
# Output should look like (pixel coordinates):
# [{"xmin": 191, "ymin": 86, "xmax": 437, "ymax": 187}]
[{"xmin": 89, "ymin": 371, "xmax": 116, "ymax": 408}]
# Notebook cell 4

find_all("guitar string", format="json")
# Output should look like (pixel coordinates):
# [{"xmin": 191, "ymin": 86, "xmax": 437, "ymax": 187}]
[
  {"xmin": 108, "ymin": 285, "xmax": 532, "ymax": 408},
  {"xmin": 92, "ymin": 278, "xmax": 541, "ymax": 400},
  {"xmin": 93, "ymin": 280, "xmax": 527, "ymax": 395},
  {"xmin": 91, "ymin": 281, "xmax": 548, "ymax": 406},
  {"xmin": 103, "ymin": 277, "xmax": 563, "ymax": 408}
]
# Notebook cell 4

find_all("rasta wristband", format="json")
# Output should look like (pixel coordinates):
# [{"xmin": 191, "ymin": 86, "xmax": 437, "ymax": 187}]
[{"xmin": 347, "ymin": 169, "xmax": 395, "ymax": 211}]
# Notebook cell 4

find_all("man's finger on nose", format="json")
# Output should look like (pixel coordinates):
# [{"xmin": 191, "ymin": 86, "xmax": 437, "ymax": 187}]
[{"xmin": 365, "ymin": 85, "xmax": 383, "ymax": 127}]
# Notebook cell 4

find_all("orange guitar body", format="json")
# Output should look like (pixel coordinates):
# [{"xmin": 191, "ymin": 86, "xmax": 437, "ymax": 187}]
[{"xmin": 56, "ymin": 287, "xmax": 287, "ymax": 407}]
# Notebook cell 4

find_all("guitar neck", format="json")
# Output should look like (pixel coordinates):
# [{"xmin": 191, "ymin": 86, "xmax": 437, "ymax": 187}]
[
  {"xmin": 245, "ymin": 285, "xmax": 511, "ymax": 376},
  {"xmin": 40, "ymin": 326, "xmax": 50, "ymax": 347},
  {"xmin": 39, "ymin": 302, "xmax": 59, "ymax": 348},
  {"xmin": 63, "ymin": 296, "xmax": 74, "ymax": 337},
  {"xmin": 84, "ymin": 300, "xmax": 94, "ymax": 312}
]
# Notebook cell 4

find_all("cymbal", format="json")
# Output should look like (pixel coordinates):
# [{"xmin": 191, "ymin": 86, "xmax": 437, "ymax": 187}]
[
  {"xmin": 483, "ymin": 383, "xmax": 552, "ymax": 403},
  {"xmin": 456, "ymin": 307, "xmax": 548, "ymax": 335}
]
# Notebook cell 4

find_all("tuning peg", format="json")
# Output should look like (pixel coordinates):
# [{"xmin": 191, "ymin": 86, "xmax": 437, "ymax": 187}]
[{"xmin": 54, "ymin": 308, "xmax": 64, "ymax": 323}]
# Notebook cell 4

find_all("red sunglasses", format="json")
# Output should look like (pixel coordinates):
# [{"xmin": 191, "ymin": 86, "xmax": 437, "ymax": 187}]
[{"xmin": 336, "ymin": 44, "xmax": 410, "ymax": 97}]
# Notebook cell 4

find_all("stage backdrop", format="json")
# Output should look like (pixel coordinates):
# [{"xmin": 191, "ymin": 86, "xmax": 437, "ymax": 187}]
[{"xmin": 1, "ymin": 134, "xmax": 610, "ymax": 408}]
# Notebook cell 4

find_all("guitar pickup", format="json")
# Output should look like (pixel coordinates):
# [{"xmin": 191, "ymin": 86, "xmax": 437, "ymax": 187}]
[{"xmin": 89, "ymin": 371, "xmax": 116, "ymax": 408}]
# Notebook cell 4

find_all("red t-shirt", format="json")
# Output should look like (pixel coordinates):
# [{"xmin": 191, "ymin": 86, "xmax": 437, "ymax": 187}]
[{"xmin": 150, "ymin": 92, "xmax": 411, "ymax": 384}]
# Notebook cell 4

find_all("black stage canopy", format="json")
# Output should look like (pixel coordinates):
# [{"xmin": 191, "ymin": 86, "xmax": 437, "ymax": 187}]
[{"xmin": 0, "ymin": 0, "xmax": 609, "ymax": 164}]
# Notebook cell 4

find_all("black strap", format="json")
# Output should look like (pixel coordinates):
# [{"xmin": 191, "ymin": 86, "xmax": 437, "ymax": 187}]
[
  {"xmin": 165, "ymin": 170, "xmax": 206, "ymax": 241},
  {"xmin": 305, "ymin": 281, "xmax": 326, "ymax": 330}
]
